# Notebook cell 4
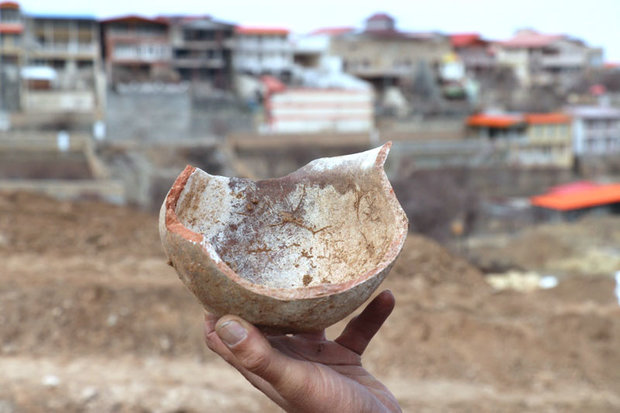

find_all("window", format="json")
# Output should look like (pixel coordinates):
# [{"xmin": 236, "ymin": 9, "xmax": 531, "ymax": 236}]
[
  {"xmin": 50, "ymin": 59, "xmax": 65, "ymax": 69},
  {"xmin": 0, "ymin": 8, "xmax": 20, "ymax": 23},
  {"xmin": 77, "ymin": 60, "xmax": 93, "ymax": 69}
]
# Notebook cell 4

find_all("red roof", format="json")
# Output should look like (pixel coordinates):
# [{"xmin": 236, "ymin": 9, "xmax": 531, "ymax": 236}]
[
  {"xmin": 498, "ymin": 31, "xmax": 563, "ymax": 48},
  {"xmin": 0, "ymin": 1, "xmax": 20, "ymax": 9},
  {"xmin": 310, "ymin": 26, "xmax": 355, "ymax": 36},
  {"xmin": 525, "ymin": 113, "xmax": 571, "ymax": 124},
  {"xmin": 0, "ymin": 23, "xmax": 22, "ymax": 34},
  {"xmin": 450, "ymin": 33, "xmax": 487, "ymax": 47},
  {"xmin": 261, "ymin": 75, "xmax": 286, "ymax": 94},
  {"xmin": 236, "ymin": 26, "xmax": 289, "ymax": 35},
  {"xmin": 467, "ymin": 114, "xmax": 524, "ymax": 128},
  {"xmin": 101, "ymin": 15, "xmax": 168, "ymax": 26},
  {"xmin": 531, "ymin": 183, "xmax": 620, "ymax": 211}
]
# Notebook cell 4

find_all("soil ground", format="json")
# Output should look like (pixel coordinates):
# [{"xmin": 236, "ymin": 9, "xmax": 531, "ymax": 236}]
[{"xmin": 1, "ymin": 192, "xmax": 619, "ymax": 412}]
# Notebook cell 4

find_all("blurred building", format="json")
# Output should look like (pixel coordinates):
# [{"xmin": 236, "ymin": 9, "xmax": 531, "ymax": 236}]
[
  {"xmin": 233, "ymin": 26, "xmax": 293, "ymax": 79},
  {"xmin": 466, "ymin": 112, "xmax": 574, "ymax": 168},
  {"xmin": 21, "ymin": 14, "xmax": 103, "ymax": 114},
  {"xmin": 100, "ymin": 15, "xmax": 174, "ymax": 86},
  {"xmin": 466, "ymin": 113, "xmax": 526, "ymax": 140},
  {"xmin": 291, "ymin": 27, "xmax": 354, "ymax": 70},
  {"xmin": 0, "ymin": 1, "xmax": 23, "ymax": 112},
  {"xmin": 520, "ymin": 113, "xmax": 573, "ymax": 168},
  {"xmin": 260, "ymin": 76, "xmax": 373, "ymax": 134},
  {"xmin": 566, "ymin": 105, "xmax": 620, "ymax": 155},
  {"xmin": 290, "ymin": 28, "xmax": 371, "ymax": 92},
  {"xmin": 494, "ymin": 29, "xmax": 604, "ymax": 90},
  {"xmin": 166, "ymin": 15, "xmax": 234, "ymax": 89},
  {"xmin": 449, "ymin": 33, "xmax": 495, "ymax": 79},
  {"xmin": 329, "ymin": 13, "xmax": 451, "ymax": 92}
]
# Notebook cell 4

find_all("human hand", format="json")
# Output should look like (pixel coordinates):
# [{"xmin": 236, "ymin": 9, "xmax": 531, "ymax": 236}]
[{"xmin": 204, "ymin": 290, "xmax": 401, "ymax": 413}]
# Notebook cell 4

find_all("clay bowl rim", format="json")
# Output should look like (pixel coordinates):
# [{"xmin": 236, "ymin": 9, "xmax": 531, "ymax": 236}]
[{"xmin": 163, "ymin": 142, "xmax": 408, "ymax": 301}]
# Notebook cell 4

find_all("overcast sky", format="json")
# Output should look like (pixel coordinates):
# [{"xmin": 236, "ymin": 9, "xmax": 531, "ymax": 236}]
[{"xmin": 17, "ymin": 0, "xmax": 620, "ymax": 61}]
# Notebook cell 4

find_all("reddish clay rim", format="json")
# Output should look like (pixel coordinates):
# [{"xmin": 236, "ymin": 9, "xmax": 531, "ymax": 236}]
[{"xmin": 164, "ymin": 143, "xmax": 408, "ymax": 300}]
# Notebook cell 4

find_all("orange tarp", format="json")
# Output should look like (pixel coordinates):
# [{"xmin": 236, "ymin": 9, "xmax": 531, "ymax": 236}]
[
  {"xmin": 466, "ymin": 114, "xmax": 524, "ymax": 128},
  {"xmin": 531, "ymin": 184, "xmax": 620, "ymax": 211}
]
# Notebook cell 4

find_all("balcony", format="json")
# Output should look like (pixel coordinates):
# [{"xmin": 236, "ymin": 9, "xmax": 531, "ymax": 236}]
[
  {"xmin": 234, "ymin": 40, "xmax": 292, "ymax": 52},
  {"xmin": 539, "ymin": 54, "xmax": 586, "ymax": 68},
  {"xmin": 0, "ymin": 36, "xmax": 21, "ymax": 55},
  {"xmin": 173, "ymin": 57, "xmax": 225, "ymax": 68},
  {"xmin": 30, "ymin": 43, "xmax": 98, "ymax": 58}
]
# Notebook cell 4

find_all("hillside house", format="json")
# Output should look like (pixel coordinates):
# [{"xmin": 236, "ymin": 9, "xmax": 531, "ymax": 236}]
[
  {"xmin": 329, "ymin": 13, "xmax": 451, "ymax": 92},
  {"xmin": 101, "ymin": 16, "xmax": 173, "ymax": 85},
  {"xmin": 494, "ymin": 29, "xmax": 603, "ymax": 89},
  {"xmin": 166, "ymin": 15, "xmax": 234, "ymax": 89},
  {"xmin": 566, "ymin": 105, "xmax": 620, "ymax": 155},
  {"xmin": 466, "ymin": 112, "xmax": 574, "ymax": 168},
  {"xmin": 233, "ymin": 26, "xmax": 293, "ymax": 79},
  {"xmin": 260, "ymin": 76, "xmax": 373, "ymax": 134},
  {"xmin": 20, "ymin": 14, "xmax": 102, "ymax": 114},
  {"xmin": 0, "ymin": 1, "xmax": 23, "ymax": 111},
  {"xmin": 449, "ymin": 33, "xmax": 495, "ymax": 79}
]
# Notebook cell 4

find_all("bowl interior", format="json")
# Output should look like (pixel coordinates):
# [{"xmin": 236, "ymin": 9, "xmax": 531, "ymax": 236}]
[{"xmin": 174, "ymin": 165, "xmax": 401, "ymax": 289}]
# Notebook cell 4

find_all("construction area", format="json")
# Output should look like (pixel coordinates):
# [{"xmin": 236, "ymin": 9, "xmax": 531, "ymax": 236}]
[
  {"xmin": 3, "ymin": 2, "xmax": 620, "ymax": 410},
  {"xmin": 0, "ymin": 191, "xmax": 619, "ymax": 412}
]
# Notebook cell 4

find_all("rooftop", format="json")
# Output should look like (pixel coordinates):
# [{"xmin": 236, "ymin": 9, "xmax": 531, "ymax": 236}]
[
  {"xmin": 497, "ymin": 30, "xmax": 564, "ymax": 49},
  {"xmin": 309, "ymin": 26, "xmax": 355, "ymax": 36},
  {"xmin": 101, "ymin": 15, "xmax": 168, "ymax": 26},
  {"xmin": 0, "ymin": 1, "xmax": 19, "ymax": 10},
  {"xmin": 158, "ymin": 15, "xmax": 235, "ymax": 28},
  {"xmin": 467, "ymin": 114, "xmax": 524, "ymax": 128},
  {"xmin": 236, "ymin": 26, "xmax": 289, "ymax": 35},
  {"xmin": 531, "ymin": 183, "xmax": 620, "ymax": 211},
  {"xmin": 366, "ymin": 12, "xmax": 394, "ymax": 22},
  {"xmin": 450, "ymin": 33, "xmax": 488, "ymax": 48}
]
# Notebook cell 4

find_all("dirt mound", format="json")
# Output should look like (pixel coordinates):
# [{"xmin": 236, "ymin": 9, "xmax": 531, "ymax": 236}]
[
  {"xmin": 0, "ymin": 191, "xmax": 160, "ymax": 257},
  {"xmin": 1, "ymin": 192, "xmax": 620, "ymax": 412},
  {"xmin": 467, "ymin": 215, "xmax": 620, "ymax": 276}
]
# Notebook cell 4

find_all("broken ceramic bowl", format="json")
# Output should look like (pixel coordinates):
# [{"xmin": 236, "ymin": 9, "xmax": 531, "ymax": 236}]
[{"xmin": 159, "ymin": 142, "xmax": 408, "ymax": 333}]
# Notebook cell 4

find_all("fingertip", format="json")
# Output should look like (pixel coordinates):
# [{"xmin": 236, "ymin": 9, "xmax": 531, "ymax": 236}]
[
  {"xmin": 371, "ymin": 289, "xmax": 396, "ymax": 314},
  {"xmin": 216, "ymin": 316, "xmax": 249, "ymax": 347},
  {"xmin": 379, "ymin": 288, "xmax": 395, "ymax": 300},
  {"xmin": 380, "ymin": 289, "xmax": 396, "ymax": 308}
]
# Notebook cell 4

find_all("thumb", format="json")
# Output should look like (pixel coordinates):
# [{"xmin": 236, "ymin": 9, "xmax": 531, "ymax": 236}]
[{"xmin": 215, "ymin": 316, "xmax": 299, "ymax": 390}]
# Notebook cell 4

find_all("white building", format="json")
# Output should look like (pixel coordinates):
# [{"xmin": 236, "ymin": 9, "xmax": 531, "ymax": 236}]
[
  {"xmin": 291, "ymin": 27, "xmax": 354, "ymax": 70},
  {"xmin": 233, "ymin": 26, "xmax": 292, "ymax": 77},
  {"xmin": 566, "ymin": 105, "xmax": 620, "ymax": 155},
  {"xmin": 262, "ymin": 79, "xmax": 374, "ymax": 134}
]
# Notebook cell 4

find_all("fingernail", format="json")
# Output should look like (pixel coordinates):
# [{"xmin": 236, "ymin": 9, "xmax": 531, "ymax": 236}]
[{"xmin": 217, "ymin": 320, "xmax": 247, "ymax": 346}]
